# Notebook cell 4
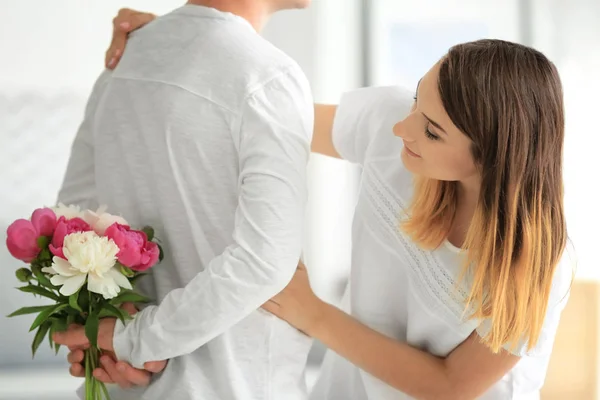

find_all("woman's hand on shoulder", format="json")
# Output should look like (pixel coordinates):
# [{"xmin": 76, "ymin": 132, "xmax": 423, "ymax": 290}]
[{"xmin": 105, "ymin": 8, "xmax": 156, "ymax": 69}]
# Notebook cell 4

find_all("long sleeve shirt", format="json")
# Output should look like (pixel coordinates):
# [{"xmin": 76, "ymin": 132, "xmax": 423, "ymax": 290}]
[{"xmin": 59, "ymin": 5, "xmax": 314, "ymax": 399}]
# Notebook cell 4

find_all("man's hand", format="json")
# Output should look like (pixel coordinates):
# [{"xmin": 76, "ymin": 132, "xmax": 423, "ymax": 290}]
[
  {"xmin": 67, "ymin": 347, "xmax": 166, "ymax": 388},
  {"xmin": 57, "ymin": 302, "xmax": 167, "ymax": 388},
  {"xmin": 53, "ymin": 316, "xmax": 117, "ymax": 352}
]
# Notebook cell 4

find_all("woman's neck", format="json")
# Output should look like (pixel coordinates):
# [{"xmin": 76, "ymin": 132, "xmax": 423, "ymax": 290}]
[{"xmin": 187, "ymin": 0, "xmax": 272, "ymax": 32}]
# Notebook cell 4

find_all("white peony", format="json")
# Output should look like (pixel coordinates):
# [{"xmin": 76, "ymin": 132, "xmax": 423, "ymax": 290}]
[
  {"xmin": 52, "ymin": 203, "xmax": 86, "ymax": 220},
  {"xmin": 83, "ymin": 205, "xmax": 129, "ymax": 235},
  {"xmin": 41, "ymin": 231, "xmax": 132, "ymax": 299}
]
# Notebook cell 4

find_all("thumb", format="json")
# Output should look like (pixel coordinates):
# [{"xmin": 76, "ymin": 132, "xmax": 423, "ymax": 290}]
[{"xmin": 144, "ymin": 360, "xmax": 167, "ymax": 373}]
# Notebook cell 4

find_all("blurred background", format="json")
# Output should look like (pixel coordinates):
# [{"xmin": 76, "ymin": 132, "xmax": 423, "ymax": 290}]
[{"xmin": 1, "ymin": 0, "xmax": 598, "ymax": 399}]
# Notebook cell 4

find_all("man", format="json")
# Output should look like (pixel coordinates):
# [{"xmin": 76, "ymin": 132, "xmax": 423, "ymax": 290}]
[{"xmin": 54, "ymin": 1, "xmax": 314, "ymax": 398}]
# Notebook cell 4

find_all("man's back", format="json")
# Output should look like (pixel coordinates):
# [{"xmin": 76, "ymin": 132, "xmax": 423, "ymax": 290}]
[{"xmin": 62, "ymin": 5, "xmax": 314, "ymax": 399}]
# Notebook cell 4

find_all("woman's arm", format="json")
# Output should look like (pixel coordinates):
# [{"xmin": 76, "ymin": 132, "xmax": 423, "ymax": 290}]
[
  {"xmin": 264, "ymin": 264, "xmax": 520, "ymax": 400},
  {"xmin": 312, "ymin": 104, "xmax": 340, "ymax": 159},
  {"xmin": 314, "ymin": 304, "xmax": 519, "ymax": 400}
]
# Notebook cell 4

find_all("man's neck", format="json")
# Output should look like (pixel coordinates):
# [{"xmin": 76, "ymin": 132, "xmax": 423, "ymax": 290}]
[{"xmin": 187, "ymin": 0, "xmax": 272, "ymax": 32}]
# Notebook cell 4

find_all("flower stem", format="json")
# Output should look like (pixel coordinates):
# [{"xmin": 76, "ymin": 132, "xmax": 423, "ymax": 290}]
[{"xmin": 84, "ymin": 346, "xmax": 111, "ymax": 399}]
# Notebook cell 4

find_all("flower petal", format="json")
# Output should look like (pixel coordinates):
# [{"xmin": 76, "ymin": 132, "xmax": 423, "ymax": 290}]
[
  {"xmin": 50, "ymin": 274, "xmax": 69, "ymax": 286},
  {"xmin": 31, "ymin": 208, "xmax": 57, "ymax": 237},
  {"xmin": 41, "ymin": 266, "xmax": 57, "ymax": 274},
  {"xmin": 6, "ymin": 219, "xmax": 40, "ymax": 262},
  {"xmin": 59, "ymin": 273, "xmax": 87, "ymax": 296},
  {"xmin": 108, "ymin": 268, "xmax": 132, "ymax": 290},
  {"xmin": 52, "ymin": 256, "xmax": 76, "ymax": 276},
  {"xmin": 88, "ymin": 273, "xmax": 120, "ymax": 299},
  {"xmin": 82, "ymin": 209, "xmax": 99, "ymax": 227}
]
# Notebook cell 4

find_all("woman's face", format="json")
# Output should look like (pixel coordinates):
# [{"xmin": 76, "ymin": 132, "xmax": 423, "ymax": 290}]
[{"xmin": 393, "ymin": 62, "xmax": 478, "ymax": 183}]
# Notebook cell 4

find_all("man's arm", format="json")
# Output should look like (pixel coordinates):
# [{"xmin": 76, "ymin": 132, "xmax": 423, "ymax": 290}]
[{"xmin": 111, "ymin": 67, "xmax": 314, "ymax": 368}]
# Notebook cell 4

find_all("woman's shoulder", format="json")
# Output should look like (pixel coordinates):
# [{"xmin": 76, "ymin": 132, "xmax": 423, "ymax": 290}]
[{"xmin": 333, "ymin": 85, "xmax": 414, "ymax": 166}]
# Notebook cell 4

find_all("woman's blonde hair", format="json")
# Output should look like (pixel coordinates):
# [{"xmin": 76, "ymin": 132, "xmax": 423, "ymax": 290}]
[{"xmin": 402, "ymin": 40, "xmax": 567, "ymax": 353}]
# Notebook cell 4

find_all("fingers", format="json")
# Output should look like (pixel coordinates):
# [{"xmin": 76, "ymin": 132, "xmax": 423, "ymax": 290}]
[
  {"xmin": 67, "ymin": 349, "xmax": 84, "ymax": 364},
  {"xmin": 93, "ymin": 367, "xmax": 115, "ymax": 385},
  {"xmin": 69, "ymin": 362, "xmax": 85, "ymax": 378},
  {"xmin": 117, "ymin": 11, "xmax": 156, "ymax": 32},
  {"xmin": 144, "ymin": 360, "xmax": 167, "ymax": 373},
  {"xmin": 115, "ymin": 361, "xmax": 152, "ymax": 386},
  {"xmin": 99, "ymin": 355, "xmax": 132, "ymax": 389},
  {"xmin": 105, "ymin": 36, "xmax": 125, "ymax": 69},
  {"xmin": 105, "ymin": 10, "xmax": 156, "ymax": 69},
  {"xmin": 95, "ymin": 356, "xmax": 153, "ymax": 388}
]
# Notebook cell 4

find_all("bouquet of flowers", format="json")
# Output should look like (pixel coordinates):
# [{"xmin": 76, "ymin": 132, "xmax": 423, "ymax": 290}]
[{"xmin": 5, "ymin": 203, "xmax": 163, "ymax": 400}]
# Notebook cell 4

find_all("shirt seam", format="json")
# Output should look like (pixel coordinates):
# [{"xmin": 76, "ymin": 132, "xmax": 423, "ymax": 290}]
[
  {"xmin": 109, "ymin": 75, "xmax": 238, "ymax": 114},
  {"xmin": 232, "ymin": 65, "xmax": 303, "ymax": 150}
]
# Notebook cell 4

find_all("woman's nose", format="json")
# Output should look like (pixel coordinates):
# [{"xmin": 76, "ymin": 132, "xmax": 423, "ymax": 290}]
[{"xmin": 393, "ymin": 118, "xmax": 417, "ymax": 142}]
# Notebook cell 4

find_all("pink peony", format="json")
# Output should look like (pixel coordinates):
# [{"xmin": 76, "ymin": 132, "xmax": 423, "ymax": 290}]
[
  {"xmin": 31, "ymin": 208, "xmax": 57, "ymax": 237},
  {"xmin": 6, "ymin": 208, "xmax": 58, "ymax": 263},
  {"xmin": 49, "ymin": 216, "xmax": 92, "ymax": 259},
  {"xmin": 6, "ymin": 219, "xmax": 40, "ymax": 263},
  {"xmin": 135, "ymin": 241, "xmax": 160, "ymax": 271},
  {"xmin": 104, "ymin": 223, "xmax": 145, "ymax": 267}
]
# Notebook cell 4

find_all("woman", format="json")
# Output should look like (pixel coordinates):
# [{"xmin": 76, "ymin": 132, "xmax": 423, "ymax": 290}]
[{"xmin": 75, "ymin": 9, "xmax": 573, "ymax": 399}]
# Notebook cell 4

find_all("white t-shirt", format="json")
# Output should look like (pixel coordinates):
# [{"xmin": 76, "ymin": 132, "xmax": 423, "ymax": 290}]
[
  {"xmin": 59, "ymin": 5, "xmax": 314, "ymax": 400},
  {"xmin": 309, "ymin": 86, "xmax": 573, "ymax": 400}
]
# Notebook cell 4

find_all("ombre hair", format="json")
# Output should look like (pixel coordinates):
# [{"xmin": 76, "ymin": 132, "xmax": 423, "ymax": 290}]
[{"xmin": 403, "ymin": 39, "xmax": 567, "ymax": 353}]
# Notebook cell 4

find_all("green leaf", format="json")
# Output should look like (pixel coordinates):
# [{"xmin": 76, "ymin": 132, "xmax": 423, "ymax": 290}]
[
  {"xmin": 129, "ymin": 273, "xmax": 148, "ymax": 287},
  {"xmin": 32, "ymin": 267, "xmax": 57, "ymax": 290},
  {"xmin": 85, "ymin": 311, "xmax": 99, "ymax": 348},
  {"xmin": 157, "ymin": 243, "xmax": 164, "ymax": 262},
  {"xmin": 29, "ymin": 304, "xmax": 69, "ymax": 332},
  {"xmin": 85, "ymin": 350, "xmax": 93, "ymax": 399},
  {"xmin": 109, "ymin": 290, "xmax": 151, "ymax": 306},
  {"xmin": 98, "ymin": 303, "xmax": 131, "ymax": 323},
  {"xmin": 100, "ymin": 381, "xmax": 110, "ymax": 399},
  {"xmin": 78, "ymin": 286, "xmax": 90, "ymax": 311},
  {"xmin": 47, "ymin": 316, "xmax": 68, "ymax": 351},
  {"xmin": 51, "ymin": 316, "xmax": 68, "ymax": 332},
  {"xmin": 31, "ymin": 321, "xmax": 52, "ymax": 358},
  {"xmin": 18, "ymin": 284, "xmax": 59, "ymax": 301},
  {"xmin": 119, "ymin": 264, "xmax": 135, "ymax": 278},
  {"xmin": 69, "ymin": 291, "xmax": 83, "ymax": 312},
  {"xmin": 66, "ymin": 312, "xmax": 77, "ymax": 326},
  {"xmin": 141, "ymin": 226, "xmax": 155, "ymax": 241},
  {"xmin": 7, "ymin": 305, "xmax": 53, "ymax": 318}
]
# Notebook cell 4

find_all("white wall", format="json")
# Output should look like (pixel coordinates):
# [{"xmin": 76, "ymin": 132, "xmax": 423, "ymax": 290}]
[{"xmin": 530, "ymin": 0, "xmax": 600, "ymax": 281}]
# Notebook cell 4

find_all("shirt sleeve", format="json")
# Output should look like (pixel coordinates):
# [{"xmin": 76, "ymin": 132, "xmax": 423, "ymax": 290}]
[
  {"xmin": 57, "ymin": 70, "xmax": 111, "ymax": 210},
  {"xmin": 477, "ymin": 241, "xmax": 576, "ymax": 357},
  {"xmin": 332, "ymin": 86, "xmax": 413, "ymax": 165},
  {"xmin": 112, "ymin": 66, "xmax": 314, "ymax": 368}
]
